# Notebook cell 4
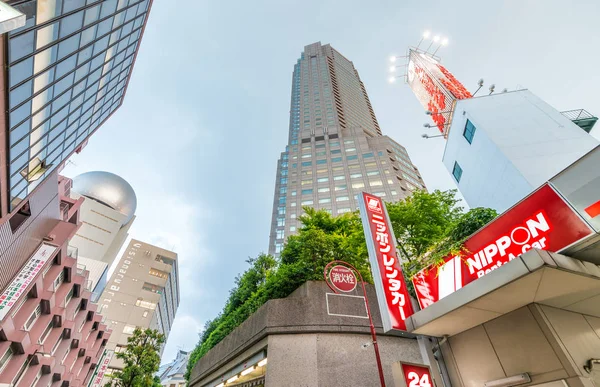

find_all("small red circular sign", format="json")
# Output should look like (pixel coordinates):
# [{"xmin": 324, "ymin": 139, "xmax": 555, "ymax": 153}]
[{"xmin": 329, "ymin": 265, "xmax": 357, "ymax": 293}]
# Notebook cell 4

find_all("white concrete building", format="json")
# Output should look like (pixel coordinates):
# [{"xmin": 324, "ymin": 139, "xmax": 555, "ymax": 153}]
[
  {"xmin": 442, "ymin": 89, "xmax": 599, "ymax": 212},
  {"xmin": 68, "ymin": 171, "xmax": 137, "ymax": 299}
]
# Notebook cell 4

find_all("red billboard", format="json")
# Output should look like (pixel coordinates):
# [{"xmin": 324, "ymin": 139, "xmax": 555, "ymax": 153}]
[
  {"xmin": 412, "ymin": 184, "xmax": 594, "ymax": 309},
  {"xmin": 407, "ymin": 49, "xmax": 472, "ymax": 134},
  {"xmin": 358, "ymin": 192, "xmax": 414, "ymax": 332}
]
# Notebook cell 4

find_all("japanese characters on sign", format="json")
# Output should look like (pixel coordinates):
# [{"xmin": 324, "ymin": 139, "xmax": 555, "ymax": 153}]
[
  {"xmin": 407, "ymin": 49, "xmax": 472, "ymax": 134},
  {"xmin": 358, "ymin": 192, "xmax": 414, "ymax": 332},
  {"xmin": 88, "ymin": 349, "xmax": 114, "ymax": 387},
  {"xmin": 400, "ymin": 363, "xmax": 433, "ymax": 387},
  {"xmin": 0, "ymin": 243, "xmax": 56, "ymax": 321},
  {"xmin": 412, "ymin": 184, "xmax": 594, "ymax": 309},
  {"xmin": 328, "ymin": 265, "xmax": 357, "ymax": 293}
]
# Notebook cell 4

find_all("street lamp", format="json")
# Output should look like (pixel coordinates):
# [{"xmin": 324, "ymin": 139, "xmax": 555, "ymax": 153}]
[
  {"xmin": 423, "ymin": 123, "xmax": 450, "ymax": 129},
  {"xmin": 432, "ymin": 36, "xmax": 448, "ymax": 56},
  {"xmin": 416, "ymin": 30, "xmax": 431, "ymax": 50},
  {"xmin": 421, "ymin": 134, "xmax": 445, "ymax": 139}
]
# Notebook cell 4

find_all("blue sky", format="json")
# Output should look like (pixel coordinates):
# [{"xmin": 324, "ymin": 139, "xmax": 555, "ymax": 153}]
[{"xmin": 62, "ymin": 0, "xmax": 600, "ymax": 363}]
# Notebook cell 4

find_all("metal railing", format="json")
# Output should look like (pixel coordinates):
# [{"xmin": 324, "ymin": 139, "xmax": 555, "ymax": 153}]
[
  {"xmin": 59, "ymin": 201, "xmax": 70, "ymax": 221},
  {"xmin": 67, "ymin": 245, "xmax": 79, "ymax": 259},
  {"xmin": 561, "ymin": 109, "xmax": 595, "ymax": 121}
]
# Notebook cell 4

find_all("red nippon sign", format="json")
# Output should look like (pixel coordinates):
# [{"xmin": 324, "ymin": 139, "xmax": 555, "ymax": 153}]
[
  {"xmin": 400, "ymin": 363, "xmax": 433, "ymax": 387},
  {"xmin": 328, "ymin": 265, "xmax": 357, "ymax": 292},
  {"xmin": 413, "ymin": 184, "xmax": 594, "ymax": 309},
  {"xmin": 359, "ymin": 192, "xmax": 414, "ymax": 332}
]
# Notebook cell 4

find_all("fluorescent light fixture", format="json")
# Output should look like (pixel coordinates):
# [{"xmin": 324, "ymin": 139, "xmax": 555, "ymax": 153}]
[
  {"xmin": 226, "ymin": 375, "xmax": 239, "ymax": 383},
  {"xmin": 258, "ymin": 358, "xmax": 268, "ymax": 367},
  {"xmin": 215, "ymin": 384, "xmax": 224, "ymax": 387},
  {"xmin": 241, "ymin": 366, "xmax": 255, "ymax": 376},
  {"xmin": 484, "ymin": 373, "xmax": 531, "ymax": 387}
]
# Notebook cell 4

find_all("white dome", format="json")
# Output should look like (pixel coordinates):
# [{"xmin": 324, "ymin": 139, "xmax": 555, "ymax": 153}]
[{"xmin": 72, "ymin": 171, "xmax": 137, "ymax": 225}]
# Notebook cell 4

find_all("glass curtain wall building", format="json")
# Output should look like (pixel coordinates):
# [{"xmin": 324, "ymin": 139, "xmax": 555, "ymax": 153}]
[
  {"xmin": 5, "ymin": 0, "xmax": 150, "ymax": 212},
  {"xmin": 268, "ymin": 42, "xmax": 427, "ymax": 256}
]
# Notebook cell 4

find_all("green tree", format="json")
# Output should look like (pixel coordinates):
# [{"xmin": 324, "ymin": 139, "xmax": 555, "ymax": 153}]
[
  {"xmin": 105, "ymin": 328, "xmax": 165, "ymax": 387},
  {"xmin": 152, "ymin": 376, "xmax": 162, "ymax": 387}
]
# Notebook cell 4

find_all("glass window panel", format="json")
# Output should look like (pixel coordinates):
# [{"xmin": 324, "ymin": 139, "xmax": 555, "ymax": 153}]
[
  {"xmin": 80, "ymin": 25, "xmax": 97, "ymax": 47},
  {"xmin": 34, "ymin": 46, "xmax": 58, "ymax": 74},
  {"xmin": 54, "ymin": 73, "xmax": 74, "ymax": 96},
  {"xmin": 11, "ymin": 175, "xmax": 27, "ymax": 194},
  {"xmin": 63, "ymin": 0, "xmax": 86, "ymax": 12},
  {"xmin": 120, "ymin": 20, "xmax": 133, "ymax": 37},
  {"xmin": 117, "ymin": 0, "xmax": 128, "ymax": 11},
  {"xmin": 10, "ymin": 80, "xmax": 33, "ymax": 110},
  {"xmin": 36, "ymin": 22, "xmax": 59, "ymax": 49},
  {"xmin": 32, "ymin": 88, "xmax": 52, "ymax": 112},
  {"xmin": 49, "ymin": 120, "xmax": 67, "ymax": 142},
  {"xmin": 77, "ymin": 46, "xmax": 93, "ymax": 66},
  {"xmin": 10, "ymin": 119, "xmax": 31, "ymax": 145},
  {"xmin": 100, "ymin": 0, "xmax": 118, "ymax": 18},
  {"xmin": 84, "ymin": 5, "xmax": 100, "ymax": 26},
  {"xmin": 10, "ymin": 101, "xmax": 31, "ymax": 128},
  {"xmin": 34, "ymin": 68, "xmax": 55, "ymax": 94},
  {"xmin": 113, "ymin": 10, "xmax": 125, "ymax": 28},
  {"xmin": 9, "ymin": 31, "xmax": 35, "ymax": 63},
  {"xmin": 36, "ymin": 0, "xmax": 64, "ymax": 24},
  {"xmin": 125, "ymin": 7, "xmax": 136, "ymax": 21},
  {"xmin": 59, "ymin": 10, "xmax": 84, "ymax": 38},
  {"xmin": 9, "ymin": 57, "xmax": 34, "ymax": 87},
  {"xmin": 32, "ymin": 105, "xmax": 51, "ymax": 129},
  {"xmin": 55, "ymin": 54, "xmax": 77, "ymax": 79},
  {"xmin": 52, "ymin": 91, "xmax": 72, "ymax": 114},
  {"xmin": 9, "ymin": 2, "xmax": 36, "ymax": 36},
  {"xmin": 96, "ymin": 18, "xmax": 113, "ymax": 37},
  {"xmin": 109, "ymin": 30, "xmax": 121, "ymax": 46},
  {"xmin": 10, "ymin": 137, "xmax": 29, "ymax": 163},
  {"xmin": 58, "ymin": 34, "xmax": 81, "ymax": 60},
  {"xmin": 93, "ymin": 35, "xmax": 109, "ymax": 56}
]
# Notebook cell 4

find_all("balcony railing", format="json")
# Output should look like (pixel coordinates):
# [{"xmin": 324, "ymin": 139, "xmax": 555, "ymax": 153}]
[
  {"xmin": 561, "ymin": 109, "xmax": 598, "ymax": 133},
  {"xmin": 60, "ymin": 201, "xmax": 70, "ymax": 222}
]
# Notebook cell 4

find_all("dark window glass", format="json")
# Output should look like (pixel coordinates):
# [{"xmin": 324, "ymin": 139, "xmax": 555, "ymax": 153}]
[
  {"xmin": 63, "ymin": 0, "xmax": 86, "ymax": 13},
  {"xmin": 9, "ymin": 31, "xmax": 34, "ymax": 63},
  {"xmin": 452, "ymin": 162, "xmax": 463, "ymax": 183},
  {"xmin": 10, "ymin": 80, "xmax": 33, "ymax": 110},
  {"xmin": 9, "ymin": 201, "xmax": 31, "ymax": 233},
  {"xmin": 58, "ymin": 34, "xmax": 81, "ymax": 60},
  {"xmin": 59, "ymin": 11, "xmax": 84, "ymax": 38},
  {"xmin": 10, "ymin": 57, "xmax": 34, "ymax": 87},
  {"xmin": 463, "ymin": 119, "xmax": 476, "ymax": 144}
]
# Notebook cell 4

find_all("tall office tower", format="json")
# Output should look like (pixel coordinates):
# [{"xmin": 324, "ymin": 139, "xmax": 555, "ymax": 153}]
[
  {"xmin": 0, "ymin": 0, "xmax": 154, "ymax": 385},
  {"xmin": 68, "ymin": 171, "xmax": 137, "ymax": 300},
  {"xmin": 97, "ymin": 239, "xmax": 180, "ymax": 379},
  {"xmin": 268, "ymin": 42, "xmax": 426, "ymax": 256}
]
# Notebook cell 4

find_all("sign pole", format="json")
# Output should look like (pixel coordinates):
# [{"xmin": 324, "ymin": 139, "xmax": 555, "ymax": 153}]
[{"xmin": 325, "ymin": 260, "xmax": 386, "ymax": 387}]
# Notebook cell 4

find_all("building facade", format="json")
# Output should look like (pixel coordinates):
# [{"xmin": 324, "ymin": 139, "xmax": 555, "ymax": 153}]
[
  {"xmin": 68, "ymin": 171, "xmax": 137, "ymax": 300},
  {"xmin": 442, "ymin": 89, "xmax": 599, "ymax": 213},
  {"xmin": 157, "ymin": 349, "xmax": 190, "ymax": 387},
  {"xmin": 0, "ymin": 0, "xmax": 155, "ymax": 384},
  {"xmin": 268, "ymin": 42, "xmax": 426, "ymax": 256},
  {"xmin": 96, "ymin": 239, "xmax": 180, "ymax": 376}
]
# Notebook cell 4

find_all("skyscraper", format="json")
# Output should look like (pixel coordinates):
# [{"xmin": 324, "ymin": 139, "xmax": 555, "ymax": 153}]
[
  {"xmin": 97, "ymin": 239, "xmax": 180, "ymax": 379},
  {"xmin": 0, "ymin": 0, "xmax": 154, "ymax": 384},
  {"xmin": 268, "ymin": 42, "xmax": 426, "ymax": 256}
]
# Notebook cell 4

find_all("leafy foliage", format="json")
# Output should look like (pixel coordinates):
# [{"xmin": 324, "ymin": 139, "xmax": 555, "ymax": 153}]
[
  {"xmin": 185, "ymin": 191, "xmax": 498, "ymax": 381},
  {"xmin": 105, "ymin": 328, "xmax": 165, "ymax": 387}
]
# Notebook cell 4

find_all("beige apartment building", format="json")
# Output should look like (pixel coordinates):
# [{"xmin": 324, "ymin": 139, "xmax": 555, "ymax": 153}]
[{"xmin": 97, "ymin": 239, "xmax": 180, "ymax": 375}]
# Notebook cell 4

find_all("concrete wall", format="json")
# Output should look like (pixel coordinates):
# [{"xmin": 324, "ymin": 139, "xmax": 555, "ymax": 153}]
[
  {"xmin": 441, "ymin": 304, "xmax": 600, "ymax": 387},
  {"xmin": 443, "ymin": 90, "xmax": 599, "ymax": 212},
  {"xmin": 190, "ymin": 281, "xmax": 424, "ymax": 387}
]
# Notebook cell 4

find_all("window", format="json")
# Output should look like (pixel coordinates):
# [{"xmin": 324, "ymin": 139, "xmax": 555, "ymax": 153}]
[
  {"xmin": 0, "ymin": 347, "xmax": 13, "ymax": 374},
  {"xmin": 317, "ymin": 177, "xmax": 329, "ymax": 183},
  {"xmin": 316, "ymin": 159, "xmax": 327, "ymax": 165},
  {"xmin": 149, "ymin": 268, "xmax": 168, "ymax": 279},
  {"xmin": 39, "ymin": 320, "xmax": 54, "ymax": 344},
  {"xmin": 335, "ymin": 185, "xmax": 347, "ymax": 191},
  {"xmin": 276, "ymin": 229, "xmax": 284, "ymax": 239},
  {"xmin": 370, "ymin": 180, "xmax": 383, "ymax": 186},
  {"xmin": 123, "ymin": 325, "xmax": 136, "ymax": 334},
  {"xmin": 155, "ymin": 255, "xmax": 175, "ymax": 266},
  {"xmin": 301, "ymin": 200, "xmax": 313, "ymax": 205},
  {"xmin": 135, "ymin": 299, "xmax": 156, "ymax": 310},
  {"xmin": 319, "ymin": 198, "xmax": 331, "ymax": 204},
  {"xmin": 301, "ymin": 189, "xmax": 313, "ymax": 195},
  {"xmin": 331, "ymin": 157, "xmax": 342, "ymax": 163},
  {"xmin": 24, "ymin": 303, "xmax": 41, "ymax": 331},
  {"xmin": 363, "ymin": 153, "xmax": 374, "ymax": 158},
  {"xmin": 54, "ymin": 270, "xmax": 65, "ymax": 290},
  {"xmin": 9, "ymin": 201, "xmax": 31, "ymax": 233},
  {"xmin": 463, "ymin": 119, "xmax": 476, "ymax": 144},
  {"xmin": 347, "ymin": 155, "xmax": 358, "ymax": 161},
  {"xmin": 318, "ymin": 187, "xmax": 330, "ymax": 193},
  {"xmin": 333, "ymin": 175, "xmax": 344, "ymax": 181},
  {"xmin": 367, "ymin": 171, "xmax": 379, "ymax": 176},
  {"xmin": 289, "ymin": 226, "xmax": 296, "ymax": 232},
  {"xmin": 352, "ymin": 182, "xmax": 365, "ymax": 189},
  {"xmin": 301, "ymin": 161, "xmax": 312, "ymax": 167},
  {"xmin": 336, "ymin": 196, "xmax": 350, "ymax": 202},
  {"xmin": 452, "ymin": 162, "xmax": 463, "ymax": 182},
  {"xmin": 142, "ymin": 282, "xmax": 163, "ymax": 294},
  {"xmin": 65, "ymin": 286, "xmax": 75, "ymax": 306},
  {"xmin": 350, "ymin": 173, "xmax": 362, "ymax": 179}
]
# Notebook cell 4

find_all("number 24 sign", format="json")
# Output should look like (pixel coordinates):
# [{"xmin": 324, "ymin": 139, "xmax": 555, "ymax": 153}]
[{"xmin": 400, "ymin": 363, "xmax": 433, "ymax": 387}]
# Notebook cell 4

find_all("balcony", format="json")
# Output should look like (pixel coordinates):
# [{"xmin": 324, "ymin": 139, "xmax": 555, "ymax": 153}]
[
  {"xmin": 561, "ymin": 108, "xmax": 598, "ymax": 133},
  {"xmin": 68, "ymin": 246, "xmax": 79, "ymax": 260}
]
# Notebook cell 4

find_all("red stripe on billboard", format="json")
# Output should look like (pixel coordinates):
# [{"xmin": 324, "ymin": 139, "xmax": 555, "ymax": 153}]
[
  {"xmin": 359, "ymin": 192, "xmax": 414, "ymax": 331},
  {"xmin": 412, "ymin": 184, "xmax": 593, "ymax": 309},
  {"xmin": 585, "ymin": 200, "xmax": 600, "ymax": 218}
]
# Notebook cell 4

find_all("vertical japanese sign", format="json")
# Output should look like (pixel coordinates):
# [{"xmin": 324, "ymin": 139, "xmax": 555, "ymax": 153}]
[
  {"xmin": 88, "ymin": 349, "xmax": 114, "ymax": 387},
  {"xmin": 400, "ymin": 363, "xmax": 433, "ymax": 387},
  {"xmin": 358, "ymin": 192, "xmax": 414, "ymax": 332},
  {"xmin": 412, "ymin": 184, "xmax": 594, "ymax": 309},
  {"xmin": 0, "ymin": 243, "xmax": 56, "ymax": 321},
  {"xmin": 407, "ymin": 49, "xmax": 471, "ymax": 134}
]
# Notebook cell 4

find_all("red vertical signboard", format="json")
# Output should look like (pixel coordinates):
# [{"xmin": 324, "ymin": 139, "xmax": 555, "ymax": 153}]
[{"xmin": 358, "ymin": 192, "xmax": 414, "ymax": 332}]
